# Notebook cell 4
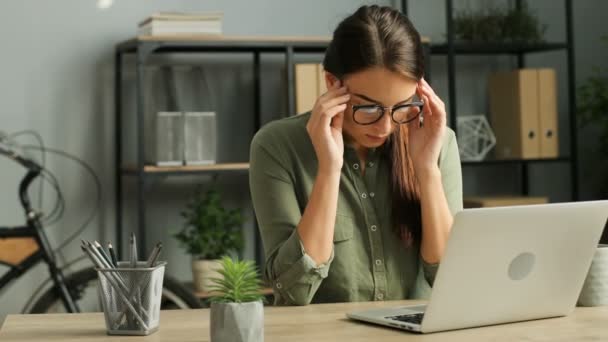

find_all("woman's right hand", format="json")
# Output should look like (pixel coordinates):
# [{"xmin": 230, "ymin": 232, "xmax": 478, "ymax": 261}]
[{"xmin": 306, "ymin": 81, "xmax": 350, "ymax": 175}]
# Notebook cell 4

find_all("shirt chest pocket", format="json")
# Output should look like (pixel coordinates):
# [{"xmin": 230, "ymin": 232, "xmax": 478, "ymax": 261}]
[{"xmin": 333, "ymin": 214, "xmax": 355, "ymax": 242}]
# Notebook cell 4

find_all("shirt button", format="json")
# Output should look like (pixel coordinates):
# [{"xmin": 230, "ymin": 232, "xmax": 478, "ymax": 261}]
[
  {"xmin": 370, "ymin": 225, "xmax": 377, "ymax": 231},
  {"xmin": 276, "ymin": 282, "xmax": 283, "ymax": 289},
  {"xmin": 370, "ymin": 192, "xmax": 375, "ymax": 198},
  {"xmin": 361, "ymin": 193, "xmax": 367, "ymax": 199},
  {"xmin": 352, "ymin": 163, "xmax": 359, "ymax": 170},
  {"xmin": 376, "ymin": 293, "xmax": 384, "ymax": 300},
  {"xmin": 375, "ymin": 259, "xmax": 382, "ymax": 266}
]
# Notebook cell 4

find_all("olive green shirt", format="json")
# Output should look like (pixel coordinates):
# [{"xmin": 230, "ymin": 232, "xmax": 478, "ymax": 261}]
[{"xmin": 249, "ymin": 112, "xmax": 463, "ymax": 306}]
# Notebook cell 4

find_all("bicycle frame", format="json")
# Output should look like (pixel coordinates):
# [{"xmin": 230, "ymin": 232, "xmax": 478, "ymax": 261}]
[{"xmin": 0, "ymin": 165, "xmax": 80, "ymax": 312}]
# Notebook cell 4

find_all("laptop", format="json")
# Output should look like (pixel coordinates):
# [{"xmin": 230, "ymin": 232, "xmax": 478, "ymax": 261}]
[{"xmin": 347, "ymin": 200, "xmax": 608, "ymax": 333}]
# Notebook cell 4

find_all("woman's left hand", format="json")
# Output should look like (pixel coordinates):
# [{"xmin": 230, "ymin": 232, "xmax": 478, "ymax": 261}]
[{"xmin": 408, "ymin": 77, "xmax": 447, "ymax": 180}]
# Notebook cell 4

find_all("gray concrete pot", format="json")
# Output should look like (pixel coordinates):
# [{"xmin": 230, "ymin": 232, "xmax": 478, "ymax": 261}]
[
  {"xmin": 578, "ymin": 244, "xmax": 608, "ymax": 307},
  {"xmin": 210, "ymin": 301, "xmax": 264, "ymax": 342}
]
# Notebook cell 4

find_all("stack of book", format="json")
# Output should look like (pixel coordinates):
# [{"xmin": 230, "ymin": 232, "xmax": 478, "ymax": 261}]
[{"xmin": 138, "ymin": 12, "xmax": 223, "ymax": 36}]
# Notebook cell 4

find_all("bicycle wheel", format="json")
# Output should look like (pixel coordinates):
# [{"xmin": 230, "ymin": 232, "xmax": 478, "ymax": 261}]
[{"xmin": 28, "ymin": 267, "xmax": 201, "ymax": 313}]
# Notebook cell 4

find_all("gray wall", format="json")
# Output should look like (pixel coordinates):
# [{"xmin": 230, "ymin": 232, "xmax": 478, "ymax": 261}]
[{"xmin": 1, "ymin": 0, "xmax": 606, "ymax": 322}]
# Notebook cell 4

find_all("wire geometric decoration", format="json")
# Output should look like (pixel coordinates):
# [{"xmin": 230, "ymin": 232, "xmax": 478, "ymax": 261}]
[{"xmin": 456, "ymin": 115, "xmax": 496, "ymax": 161}]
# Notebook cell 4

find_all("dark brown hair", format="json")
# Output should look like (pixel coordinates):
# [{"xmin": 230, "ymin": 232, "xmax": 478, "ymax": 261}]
[{"xmin": 323, "ymin": 5, "xmax": 424, "ymax": 246}]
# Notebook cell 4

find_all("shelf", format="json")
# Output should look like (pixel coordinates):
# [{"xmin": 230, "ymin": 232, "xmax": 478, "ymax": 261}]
[
  {"xmin": 122, "ymin": 163, "xmax": 250, "ymax": 175},
  {"xmin": 118, "ymin": 35, "xmax": 330, "ymax": 53},
  {"xmin": 116, "ymin": 35, "xmax": 430, "ymax": 54},
  {"xmin": 462, "ymin": 157, "xmax": 570, "ymax": 166},
  {"xmin": 430, "ymin": 42, "xmax": 568, "ymax": 55}
]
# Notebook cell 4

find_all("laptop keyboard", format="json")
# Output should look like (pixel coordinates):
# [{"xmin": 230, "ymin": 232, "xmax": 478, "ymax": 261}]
[{"xmin": 385, "ymin": 313, "xmax": 424, "ymax": 325}]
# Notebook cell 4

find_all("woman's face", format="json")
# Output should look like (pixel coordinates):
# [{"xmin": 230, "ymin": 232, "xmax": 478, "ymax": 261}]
[{"xmin": 327, "ymin": 66, "xmax": 419, "ymax": 150}]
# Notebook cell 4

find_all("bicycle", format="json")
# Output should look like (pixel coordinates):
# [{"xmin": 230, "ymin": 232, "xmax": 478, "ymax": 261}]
[{"xmin": 0, "ymin": 145, "xmax": 201, "ymax": 313}]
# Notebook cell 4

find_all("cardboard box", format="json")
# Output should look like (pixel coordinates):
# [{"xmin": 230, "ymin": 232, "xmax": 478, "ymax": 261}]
[{"xmin": 463, "ymin": 196, "xmax": 549, "ymax": 208}]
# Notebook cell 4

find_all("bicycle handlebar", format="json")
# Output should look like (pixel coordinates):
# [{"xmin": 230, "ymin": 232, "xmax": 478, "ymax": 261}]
[
  {"xmin": 0, "ymin": 146, "xmax": 41, "ymax": 171},
  {"xmin": 0, "ymin": 145, "xmax": 43, "ymax": 214}
]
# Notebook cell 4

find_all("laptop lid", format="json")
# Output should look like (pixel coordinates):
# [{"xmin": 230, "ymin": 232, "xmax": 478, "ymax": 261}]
[{"xmin": 420, "ymin": 200, "xmax": 608, "ymax": 333}]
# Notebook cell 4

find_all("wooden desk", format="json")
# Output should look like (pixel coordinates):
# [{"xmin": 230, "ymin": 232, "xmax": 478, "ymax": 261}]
[{"xmin": 1, "ymin": 300, "xmax": 607, "ymax": 341}]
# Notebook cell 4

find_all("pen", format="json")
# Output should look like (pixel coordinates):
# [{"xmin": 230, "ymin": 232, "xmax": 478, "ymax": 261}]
[
  {"xmin": 129, "ymin": 233, "xmax": 141, "ymax": 324},
  {"xmin": 108, "ymin": 242, "xmax": 119, "ymax": 267},
  {"xmin": 130, "ymin": 232, "xmax": 138, "ymax": 268},
  {"xmin": 94, "ymin": 241, "xmax": 114, "ymax": 268},
  {"xmin": 80, "ymin": 245, "xmax": 149, "ymax": 330},
  {"xmin": 146, "ymin": 242, "xmax": 163, "ymax": 267}
]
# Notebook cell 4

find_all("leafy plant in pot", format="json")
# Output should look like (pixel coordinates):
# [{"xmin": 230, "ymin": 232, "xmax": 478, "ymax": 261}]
[
  {"xmin": 453, "ymin": 2, "xmax": 546, "ymax": 43},
  {"xmin": 577, "ymin": 35, "xmax": 608, "ymax": 242},
  {"xmin": 209, "ymin": 257, "xmax": 265, "ymax": 342},
  {"xmin": 174, "ymin": 186, "xmax": 244, "ymax": 292}
]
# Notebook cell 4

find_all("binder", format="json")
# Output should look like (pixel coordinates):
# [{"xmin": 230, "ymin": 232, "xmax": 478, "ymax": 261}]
[
  {"xmin": 488, "ymin": 69, "xmax": 541, "ymax": 159},
  {"xmin": 537, "ymin": 68, "xmax": 559, "ymax": 158},
  {"xmin": 295, "ymin": 63, "xmax": 325, "ymax": 115}
]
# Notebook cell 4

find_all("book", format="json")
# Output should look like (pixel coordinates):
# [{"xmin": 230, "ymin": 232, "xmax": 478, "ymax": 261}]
[
  {"xmin": 138, "ymin": 21, "xmax": 222, "ymax": 36},
  {"xmin": 138, "ymin": 11, "xmax": 223, "ymax": 36},
  {"xmin": 139, "ymin": 11, "xmax": 223, "ymax": 27}
]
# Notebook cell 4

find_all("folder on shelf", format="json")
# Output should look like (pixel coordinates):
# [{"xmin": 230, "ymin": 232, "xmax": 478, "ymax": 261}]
[
  {"xmin": 295, "ymin": 63, "xmax": 325, "ymax": 115},
  {"xmin": 489, "ymin": 69, "xmax": 541, "ymax": 159},
  {"xmin": 537, "ymin": 68, "xmax": 559, "ymax": 158}
]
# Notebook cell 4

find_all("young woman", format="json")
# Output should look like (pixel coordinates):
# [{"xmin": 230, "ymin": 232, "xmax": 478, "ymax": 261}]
[{"xmin": 250, "ymin": 5, "xmax": 462, "ymax": 305}]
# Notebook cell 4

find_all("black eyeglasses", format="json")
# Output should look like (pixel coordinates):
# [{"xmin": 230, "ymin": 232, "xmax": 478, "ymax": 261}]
[{"xmin": 350, "ymin": 96, "xmax": 424, "ymax": 125}]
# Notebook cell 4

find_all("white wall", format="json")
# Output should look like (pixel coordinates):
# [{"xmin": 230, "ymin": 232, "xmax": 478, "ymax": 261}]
[{"xmin": 1, "ymin": 0, "xmax": 606, "ymax": 322}]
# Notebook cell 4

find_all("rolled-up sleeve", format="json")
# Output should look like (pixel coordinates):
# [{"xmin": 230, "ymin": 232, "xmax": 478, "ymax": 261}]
[
  {"xmin": 249, "ymin": 133, "xmax": 332, "ymax": 305},
  {"xmin": 422, "ymin": 128, "xmax": 464, "ymax": 286}
]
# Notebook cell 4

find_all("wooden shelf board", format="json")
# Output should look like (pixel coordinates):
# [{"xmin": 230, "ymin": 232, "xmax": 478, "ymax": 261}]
[
  {"xmin": 122, "ymin": 163, "xmax": 250, "ymax": 174},
  {"xmin": 462, "ymin": 157, "xmax": 570, "ymax": 166}
]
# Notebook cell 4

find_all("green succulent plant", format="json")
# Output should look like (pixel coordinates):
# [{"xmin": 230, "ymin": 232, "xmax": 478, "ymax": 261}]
[
  {"xmin": 174, "ymin": 186, "xmax": 244, "ymax": 260},
  {"xmin": 208, "ymin": 256, "xmax": 265, "ymax": 303}
]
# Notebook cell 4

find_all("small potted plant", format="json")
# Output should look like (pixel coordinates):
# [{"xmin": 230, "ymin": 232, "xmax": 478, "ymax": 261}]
[
  {"xmin": 453, "ymin": 2, "xmax": 546, "ymax": 43},
  {"xmin": 174, "ymin": 186, "xmax": 244, "ymax": 292},
  {"xmin": 209, "ymin": 256, "xmax": 265, "ymax": 342}
]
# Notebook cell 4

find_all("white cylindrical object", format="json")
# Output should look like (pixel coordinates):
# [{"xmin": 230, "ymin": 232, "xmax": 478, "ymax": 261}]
[
  {"xmin": 578, "ymin": 245, "xmax": 608, "ymax": 307},
  {"xmin": 184, "ymin": 112, "xmax": 216, "ymax": 165},
  {"xmin": 155, "ymin": 112, "xmax": 184, "ymax": 166}
]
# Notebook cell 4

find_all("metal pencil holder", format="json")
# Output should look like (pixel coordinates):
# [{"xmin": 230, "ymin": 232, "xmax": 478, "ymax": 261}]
[{"xmin": 96, "ymin": 261, "xmax": 166, "ymax": 336}]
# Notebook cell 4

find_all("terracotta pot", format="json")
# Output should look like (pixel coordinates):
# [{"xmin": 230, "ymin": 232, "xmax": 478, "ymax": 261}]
[{"xmin": 192, "ymin": 258, "xmax": 222, "ymax": 292}]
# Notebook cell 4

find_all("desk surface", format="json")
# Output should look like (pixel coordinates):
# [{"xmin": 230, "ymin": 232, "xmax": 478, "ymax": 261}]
[{"xmin": 1, "ymin": 300, "xmax": 607, "ymax": 341}]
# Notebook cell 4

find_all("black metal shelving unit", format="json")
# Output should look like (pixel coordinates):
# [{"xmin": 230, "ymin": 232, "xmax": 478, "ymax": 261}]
[
  {"xmin": 402, "ymin": 0, "xmax": 579, "ymax": 200},
  {"xmin": 115, "ymin": 0, "xmax": 579, "ymax": 269},
  {"xmin": 114, "ymin": 35, "xmax": 432, "ymax": 265},
  {"xmin": 114, "ymin": 36, "xmax": 332, "ymax": 264}
]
